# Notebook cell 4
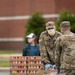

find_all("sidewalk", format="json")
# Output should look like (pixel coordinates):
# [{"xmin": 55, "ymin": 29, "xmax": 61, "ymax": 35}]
[
  {"xmin": 0, "ymin": 67, "xmax": 9, "ymax": 72},
  {"xmin": 0, "ymin": 54, "xmax": 21, "ymax": 58}
]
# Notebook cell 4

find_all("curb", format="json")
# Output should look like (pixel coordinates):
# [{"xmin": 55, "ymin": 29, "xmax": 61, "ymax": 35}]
[
  {"xmin": 0, "ymin": 54, "xmax": 21, "ymax": 58},
  {"xmin": 0, "ymin": 67, "xmax": 9, "ymax": 72}
]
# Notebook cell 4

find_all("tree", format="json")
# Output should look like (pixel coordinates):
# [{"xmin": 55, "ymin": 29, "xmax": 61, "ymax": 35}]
[
  {"xmin": 25, "ymin": 12, "xmax": 45, "ymax": 43},
  {"xmin": 56, "ymin": 11, "xmax": 75, "ymax": 33}
]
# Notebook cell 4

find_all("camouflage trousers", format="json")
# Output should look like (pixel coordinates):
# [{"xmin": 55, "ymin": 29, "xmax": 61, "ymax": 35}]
[{"xmin": 58, "ymin": 69, "xmax": 75, "ymax": 75}]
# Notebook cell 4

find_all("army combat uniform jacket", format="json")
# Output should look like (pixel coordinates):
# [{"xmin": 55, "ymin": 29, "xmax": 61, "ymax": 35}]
[
  {"xmin": 39, "ymin": 31, "xmax": 61, "ymax": 66},
  {"xmin": 55, "ymin": 31, "xmax": 75, "ymax": 74}
]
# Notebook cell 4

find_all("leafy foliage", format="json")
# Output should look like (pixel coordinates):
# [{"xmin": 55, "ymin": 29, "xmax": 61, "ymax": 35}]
[
  {"xmin": 25, "ymin": 12, "xmax": 46, "ymax": 43},
  {"xmin": 56, "ymin": 11, "xmax": 75, "ymax": 33}
]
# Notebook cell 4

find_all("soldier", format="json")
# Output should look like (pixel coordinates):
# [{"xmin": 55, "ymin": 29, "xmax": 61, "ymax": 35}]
[
  {"xmin": 39, "ymin": 21, "xmax": 61, "ymax": 70},
  {"xmin": 55, "ymin": 21, "xmax": 75, "ymax": 75}
]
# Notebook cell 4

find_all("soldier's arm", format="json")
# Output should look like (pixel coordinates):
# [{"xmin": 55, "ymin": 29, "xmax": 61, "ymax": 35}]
[
  {"xmin": 55, "ymin": 37, "xmax": 61, "ymax": 69},
  {"xmin": 39, "ymin": 33, "xmax": 50, "ymax": 64}
]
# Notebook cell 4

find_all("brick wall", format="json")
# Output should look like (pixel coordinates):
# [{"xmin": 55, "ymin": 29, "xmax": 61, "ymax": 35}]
[
  {"xmin": 55, "ymin": 0, "xmax": 75, "ymax": 13},
  {"xmin": 0, "ymin": 0, "xmax": 75, "ymax": 50}
]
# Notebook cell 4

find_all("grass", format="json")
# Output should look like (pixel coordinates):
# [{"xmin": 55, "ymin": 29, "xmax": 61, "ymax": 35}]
[
  {"xmin": 0, "ymin": 50, "xmax": 21, "ymax": 54},
  {"xmin": 0, "ymin": 61, "xmax": 9, "ymax": 67},
  {"xmin": 0, "ymin": 50, "xmax": 22, "ymax": 67}
]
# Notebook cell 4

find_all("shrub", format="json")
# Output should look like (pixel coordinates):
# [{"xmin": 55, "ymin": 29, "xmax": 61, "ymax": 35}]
[
  {"xmin": 25, "ymin": 12, "xmax": 45, "ymax": 43},
  {"xmin": 56, "ymin": 11, "xmax": 75, "ymax": 33}
]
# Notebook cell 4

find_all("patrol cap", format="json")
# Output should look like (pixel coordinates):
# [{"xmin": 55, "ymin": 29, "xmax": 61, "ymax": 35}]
[
  {"xmin": 46, "ymin": 21, "xmax": 55, "ymax": 30},
  {"xmin": 60, "ymin": 21, "xmax": 70, "ymax": 28},
  {"xmin": 26, "ymin": 33, "xmax": 36, "ymax": 38}
]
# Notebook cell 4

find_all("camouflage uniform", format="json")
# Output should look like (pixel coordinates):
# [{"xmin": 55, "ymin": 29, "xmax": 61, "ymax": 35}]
[
  {"xmin": 39, "ymin": 21, "xmax": 61, "ymax": 68},
  {"xmin": 55, "ymin": 21, "xmax": 75, "ymax": 75}
]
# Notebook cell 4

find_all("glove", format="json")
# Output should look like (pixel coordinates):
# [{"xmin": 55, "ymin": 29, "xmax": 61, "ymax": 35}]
[
  {"xmin": 57, "ymin": 68, "xmax": 60, "ymax": 73},
  {"xmin": 45, "ymin": 64, "xmax": 52, "ymax": 70},
  {"xmin": 52, "ymin": 64, "xmax": 56, "ymax": 70}
]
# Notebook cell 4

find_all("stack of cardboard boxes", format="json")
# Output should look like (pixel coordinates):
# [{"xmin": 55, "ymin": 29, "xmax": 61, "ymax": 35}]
[{"xmin": 9, "ymin": 56, "xmax": 43, "ymax": 75}]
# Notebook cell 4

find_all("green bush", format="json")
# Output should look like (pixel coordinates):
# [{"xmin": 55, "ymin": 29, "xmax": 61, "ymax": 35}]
[
  {"xmin": 56, "ymin": 11, "xmax": 75, "ymax": 33},
  {"xmin": 0, "ymin": 61, "xmax": 9, "ymax": 67},
  {"xmin": 25, "ymin": 12, "xmax": 45, "ymax": 43}
]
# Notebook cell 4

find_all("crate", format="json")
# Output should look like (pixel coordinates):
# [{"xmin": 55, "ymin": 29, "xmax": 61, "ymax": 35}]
[
  {"xmin": 10, "ymin": 73, "xmax": 27, "ymax": 75},
  {"xmin": 9, "ymin": 56, "xmax": 57, "ymax": 75},
  {"xmin": 38, "ymin": 69, "xmax": 57, "ymax": 75},
  {"xmin": 9, "ymin": 56, "xmax": 43, "ymax": 75}
]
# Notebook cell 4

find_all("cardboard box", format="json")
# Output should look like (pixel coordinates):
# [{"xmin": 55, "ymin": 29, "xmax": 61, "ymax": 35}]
[
  {"xmin": 9, "ymin": 56, "xmax": 43, "ymax": 75},
  {"xmin": 10, "ymin": 73, "xmax": 27, "ymax": 75},
  {"xmin": 38, "ymin": 70, "xmax": 57, "ymax": 75}
]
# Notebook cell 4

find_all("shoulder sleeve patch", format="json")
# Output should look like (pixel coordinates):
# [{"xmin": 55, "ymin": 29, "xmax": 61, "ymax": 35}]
[{"xmin": 39, "ymin": 39, "xmax": 43, "ymax": 43}]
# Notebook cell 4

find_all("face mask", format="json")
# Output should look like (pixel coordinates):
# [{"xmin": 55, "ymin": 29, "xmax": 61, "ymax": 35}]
[
  {"xmin": 28, "ymin": 38, "xmax": 33, "ymax": 43},
  {"xmin": 47, "ymin": 29, "xmax": 55, "ymax": 36}
]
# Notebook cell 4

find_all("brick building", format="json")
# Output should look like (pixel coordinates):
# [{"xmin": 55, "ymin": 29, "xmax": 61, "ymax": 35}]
[{"xmin": 0, "ymin": 0, "xmax": 75, "ymax": 51}]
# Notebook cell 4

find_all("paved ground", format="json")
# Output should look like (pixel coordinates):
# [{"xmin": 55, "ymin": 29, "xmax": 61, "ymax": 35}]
[
  {"xmin": 0, "ymin": 54, "xmax": 21, "ymax": 57},
  {"xmin": 0, "ymin": 72, "xmax": 9, "ymax": 75},
  {"xmin": 0, "ymin": 67, "xmax": 9, "ymax": 75}
]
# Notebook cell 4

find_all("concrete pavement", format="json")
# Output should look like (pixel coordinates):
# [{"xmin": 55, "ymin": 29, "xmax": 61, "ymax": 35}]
[
  {"xmin": 0, "ymin": 72, "xmax": 9, "ymax": 75},
  {"xmin": 0, "ymin": 54, "xmax": 21, "ymax": 58}
]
